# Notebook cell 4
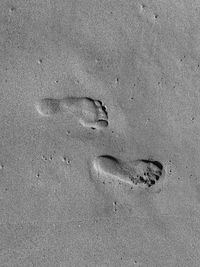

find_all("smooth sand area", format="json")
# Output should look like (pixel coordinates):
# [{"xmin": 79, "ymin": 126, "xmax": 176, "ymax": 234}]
[{"xmin": 0, "ymin": 0, "xmax": 200, "ymax": 266}]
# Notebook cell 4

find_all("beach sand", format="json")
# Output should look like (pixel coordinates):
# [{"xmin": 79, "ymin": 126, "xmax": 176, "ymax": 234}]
[{"xmin": 0, "ymin": 0, "xmax": 200, "ymax": 266}]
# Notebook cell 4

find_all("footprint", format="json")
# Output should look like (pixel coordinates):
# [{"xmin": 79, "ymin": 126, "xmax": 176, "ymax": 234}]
[
  {"xmin": 36, "ymin": 97, "xmax": 108, "ymax": 129},
  {"xmin": 92, "ymin": 155, "xmax": 164, "ymax": 189}
]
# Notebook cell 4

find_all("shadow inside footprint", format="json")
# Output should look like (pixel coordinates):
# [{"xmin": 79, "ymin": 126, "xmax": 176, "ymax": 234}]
[
  {"xmin": 97, "ymin": 155, "xmax": 119, "ymax": 162},
  {"xmin": 140, "ymin": 159, "xmax": 163, "ymax": 171}
]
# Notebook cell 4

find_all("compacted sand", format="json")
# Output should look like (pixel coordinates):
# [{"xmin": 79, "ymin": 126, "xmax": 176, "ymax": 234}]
[{"xmin": 0, "ymin": 0, "xmax": 200, "ymax": 266}]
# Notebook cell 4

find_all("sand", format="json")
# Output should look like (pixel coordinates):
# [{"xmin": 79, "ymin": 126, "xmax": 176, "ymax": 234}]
[{"xmin": 0, "ymin": 0, "xmax": 200, "ymax": 266}]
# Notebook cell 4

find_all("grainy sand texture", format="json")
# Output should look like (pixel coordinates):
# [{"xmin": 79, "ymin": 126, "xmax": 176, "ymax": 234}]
[{"xmin": 0, "ymin": 0, "xmax": 200, "ymax": 266}]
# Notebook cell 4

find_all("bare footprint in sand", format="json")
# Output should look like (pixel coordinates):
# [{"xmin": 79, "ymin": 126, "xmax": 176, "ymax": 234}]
[
  {"xmin": 92, "ymin": 155, "xmax": 165, "ymax": 189},
  {"xmin": 35, "ymin": 97, "xmax": 108, "ymax": 129}
]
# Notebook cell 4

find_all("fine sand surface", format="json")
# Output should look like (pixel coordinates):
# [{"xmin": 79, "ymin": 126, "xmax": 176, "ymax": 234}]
[{"xmin": 1, "ymin": 0, "xmax": 200, "ymax": 266}]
